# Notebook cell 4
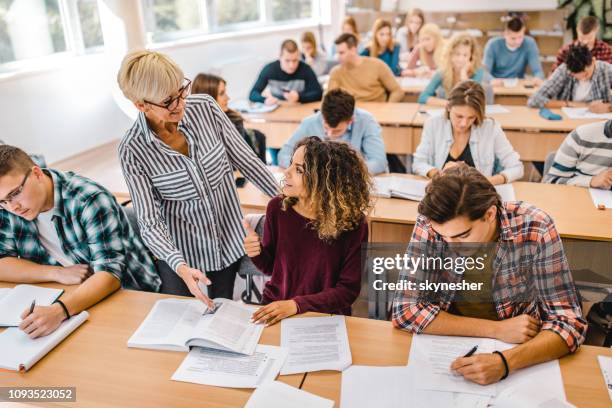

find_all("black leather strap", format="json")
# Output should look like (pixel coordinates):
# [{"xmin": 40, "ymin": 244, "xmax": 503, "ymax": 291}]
[
  {"xmin": 493, "ymin": 350, "xmax": 509, "ymax": 380},
  {"xmin": 53, "ymin": 299, "xmax": 71, "ymax": 321}
]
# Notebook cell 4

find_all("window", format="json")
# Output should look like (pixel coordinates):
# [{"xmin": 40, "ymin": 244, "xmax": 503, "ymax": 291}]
[
  {"xmin": 142, "ymin": 0, "xmax": 319, "ymax": 43},
  {"xmin": 0, "ymin": 0, "xmax": 104, "ymax": 72}
]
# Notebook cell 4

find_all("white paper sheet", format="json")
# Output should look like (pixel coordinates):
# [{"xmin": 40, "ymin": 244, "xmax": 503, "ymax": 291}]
[
  {"xmin": 408, "ymin": 334, "xmax": 498, "ymax": 397},
  {"xmin": 0, "ymin": 311, "xmax": 89, "ymax": 371},
  {"xmin": 589, "ymin": 188, "xmax": 612, "ymax": 209},
  {"xmin": 229, "ymin": 99, "xmax": 279, "ymax": 114},
  {"xmin": 598, "ymin": 355, "xmax": 612, "ymax": 402},
  {"xmin": 561, "ymin": 107, "xmax": 612, "ymax": 120},
  {"xmin": 0, "ymin": 288, "xmax": 10, "ymax": 301},
  {"xmin": 0, "ymin": 285, "xmax": 64, "ymax": 327},
  {"xmin": 340, "ymin": 365, "xmax": 490, "ymax": 408},
  {"xmin": 400, "ymin": 77, "xmax": 430, "ymax": 88},
  {"xmin": 494, "ymin": 184, "xmax": 517, "ymax": 202},
  {"xmin": 485, "ymin": 105, "xmax": 510, "ymax": 115},
  {"xmin": 171, "ymin": 344, "xmax": 288, "ymax": 389},
  {"xmin": 246, "ymin": 380, "xmax": 334, "ymax": 408},
  {"xmin": 280, "ymin": 315, "xmax": 351, "ymax": 375}
]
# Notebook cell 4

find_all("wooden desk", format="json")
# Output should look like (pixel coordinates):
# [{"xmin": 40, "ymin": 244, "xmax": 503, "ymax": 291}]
[
  {"xmin": 411, "ymin": 105, "xmax": 597, "ymax": 162},
  {"xmin": 0, "ymin": 283, "xmax": 304, "ymax": 408},
  {"xmin": 300, "ymin": 316, "xmax": 612, "ymax": 408},
  {"xmin": 244, "ymin": 102, "xmax": 420, "ymax": 154},
  {"xmin": 402, "ymin": 79, "xmax": 538, "ymax": 105}
]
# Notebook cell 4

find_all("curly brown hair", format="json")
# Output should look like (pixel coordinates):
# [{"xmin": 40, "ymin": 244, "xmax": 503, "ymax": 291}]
[{"xmin": 282, "ymin": 136, "xmax": 373, "ymax": 241}]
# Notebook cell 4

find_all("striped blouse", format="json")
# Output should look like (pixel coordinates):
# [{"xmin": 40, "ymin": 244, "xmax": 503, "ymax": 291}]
[{"xmin": 118, "ymin": 94, "xmax": 279, "ymax": 273}]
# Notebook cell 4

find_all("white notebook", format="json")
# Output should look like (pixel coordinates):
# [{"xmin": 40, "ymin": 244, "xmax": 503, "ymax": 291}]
[
  {"xmin": 0, "ymin": 311, "xmax": 89, "ymax": 371},
  {"xmin": 373, "ymin": 176, "xmax": 428, "ymax": 201},
  {"xmin": 128, "ymin": 298, "xmax": 263, "ymax": 355},
  {"xmin": 0, "ymin": 285, "xmax": 64, "ymax": 327}
]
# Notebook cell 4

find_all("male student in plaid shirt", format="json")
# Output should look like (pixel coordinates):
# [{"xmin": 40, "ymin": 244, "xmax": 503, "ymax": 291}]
[
  {"xmin": 392, "ymin": 165, "xmax": 587, "ymax": 385},
  {"xmin": 0, "ymin": 145, "xmax": 161, "ymax": 339}
]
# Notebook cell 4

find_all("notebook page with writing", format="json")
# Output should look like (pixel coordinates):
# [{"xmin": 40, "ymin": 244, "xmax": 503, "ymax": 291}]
[{"xmin": 0, "ymin": 285, "xmax": 64, "ymax": 327}]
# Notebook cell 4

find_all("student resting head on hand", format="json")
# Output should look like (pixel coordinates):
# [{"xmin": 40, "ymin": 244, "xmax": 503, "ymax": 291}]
[{"xmin": 245, "ymin": 137, "xmax": 372, "ymax": 325}]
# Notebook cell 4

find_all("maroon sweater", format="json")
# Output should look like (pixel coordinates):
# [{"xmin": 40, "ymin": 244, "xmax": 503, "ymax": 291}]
[{"xmin": 251, "ymin": 196, "xmax": 368, "ymax": 315}]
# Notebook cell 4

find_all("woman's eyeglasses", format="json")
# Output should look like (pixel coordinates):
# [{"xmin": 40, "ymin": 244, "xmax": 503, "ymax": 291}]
[{"xmin": 144, "ymin": 78, "xmax": 192, "ymax": 111}]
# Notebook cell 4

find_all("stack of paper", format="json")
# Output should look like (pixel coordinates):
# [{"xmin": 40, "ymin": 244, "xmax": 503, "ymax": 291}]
[
  {"xmin": 373, "ymin": 176, "xmax": 428, "ymax": 201},
  {"xmin": 0, "ymin": 311, "xmax": 89, "ymax": 371},
  {"xmin": 280, "ymin": 315, "xmax": 352, "ymax": 375},
  {"xmin": 171, "ymin": 345, "xmax": 288, "ymax": 388},
  {"xmin": 246, "ymin": 381, "xmax": 334, "ymax": 408},
  {"xmin": 0, "ymin": 285, "xmax": 64, "ymax": 327}
]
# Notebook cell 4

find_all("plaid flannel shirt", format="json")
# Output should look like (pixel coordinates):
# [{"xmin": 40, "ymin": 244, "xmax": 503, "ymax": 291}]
[
  {"xmin": 0, "ymin": 169, "xmax": 161, "ymax": 292},
  {"xmin": 392, "ymin": 202, "xmax": 587, "ymax": 353},
  {"xmin": 553, "ymin": 40, "xmax": 612, "ymax": 72},
  {"xmin": 528, "ymin": 60, "xmax": 612, "ymax": 108}
]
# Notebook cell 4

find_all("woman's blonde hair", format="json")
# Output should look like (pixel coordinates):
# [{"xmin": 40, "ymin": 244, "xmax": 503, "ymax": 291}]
[
  {"xmin": 419, "ymin": 23, "xmax": 444, "ymax": 68},
  {"xmin": 301, "ymin": 31, "xmax": 319, "ymax": 58},
  {"xmin": 117, "ymin": 50, "xmax": 183, "ymax": 104},
  {"xmin": 369, "ymin": 18, "xmax": 395, "ymax": 57},
  {"xmin": 282, "ymin": 137, "xmax": 372, "ymax": 241},
  {"xmin": 445, "ymin": 80, "xmax": 486, "ymax": 126},
  {"xmin": 439, "ymin": 32, "xmax": 482, "ymax": 96},
  {"xmin": 343, "ymin": 16, "xmax": 360, "ymax": 42},
  {"xmin": 405, "ymin": 8, "xmax": 425, "ymax": 50}
]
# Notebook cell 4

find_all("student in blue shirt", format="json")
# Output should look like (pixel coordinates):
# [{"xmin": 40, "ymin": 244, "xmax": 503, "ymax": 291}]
[
  {"xmin": 418, "ymin": 32, "xmax": 493, "ymax": 106},
  {"xmin": 360, "ymin": 18, "xmax": 401, "ymax": 76},
  {"xmin": 483, "ymin": 17, "xmax": 544, "ymax": 86},
  {"xmin": 278, "ymin": 89, "xmax": 388, "ymax": 175}
]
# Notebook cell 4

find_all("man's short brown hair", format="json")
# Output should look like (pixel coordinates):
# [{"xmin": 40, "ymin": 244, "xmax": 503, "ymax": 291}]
[
  {"xmin": 334, "ymin": 33, "xmax": 358, "ymax": 49},
  {"xmin": 0, "ymin": 145, "xmax": 35, "ymax": 178},
  {"xmin": 579, "ymin": 16, "xmax": 599, "ymax": 34},
  {"xmin": 322, "ymin": 89, "xmax": 355, "ymax": 127},
  {"xmin": 281, "ymin": 39, "xmax": 299, "ymax": 54},
  {"xmin": 418, "ymin": 164, "xmax": 502, "ymax": 224}
]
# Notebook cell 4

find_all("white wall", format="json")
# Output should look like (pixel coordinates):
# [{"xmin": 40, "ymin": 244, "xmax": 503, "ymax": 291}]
[
  {"xmin": 0, "ymin": 1, "xmax": 344, "ymax": 164},
  {"xmin": 397, "ymin": 0, "xmax": 557, "ymax": 13}
]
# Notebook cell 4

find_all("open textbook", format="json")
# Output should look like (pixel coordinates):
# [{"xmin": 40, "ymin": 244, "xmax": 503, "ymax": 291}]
[
  {"xmin": 128, "ymin": 298, "xmax": 263, "ymax": 355},
  {"xmin": 0, "ymin": 285, "xmax": 64, "ymax": 327},
  {"xmin": 171, "ymin": 345, "xmax": 287, "ymax": 389},
  {"xmin": 0, "ymin": 311, "xmax": 89, "ymax": 371},
  {"xmin": 373, "ymin": 177, "xmax": 516, "ymax": 203},
  {"xmin": 280, "ymin": 315, "xmax": 352, "ymax": 375}
]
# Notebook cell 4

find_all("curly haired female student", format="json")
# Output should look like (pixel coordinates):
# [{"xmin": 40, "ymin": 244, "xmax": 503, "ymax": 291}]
[{"xmin": 244, "ymin": 137, "xmax": 372, "ymax": 325}]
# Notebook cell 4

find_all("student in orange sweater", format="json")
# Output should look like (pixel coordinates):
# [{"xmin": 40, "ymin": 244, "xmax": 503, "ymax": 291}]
[{"xmin": 244, "ymin": 137, "xmax": 372, "ymax": 325}]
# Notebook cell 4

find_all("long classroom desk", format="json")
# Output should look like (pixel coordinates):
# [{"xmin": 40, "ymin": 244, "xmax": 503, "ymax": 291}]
[
  {"xmin": 244, "ymin": 102, "xmax": 601, "ymax": 162},
  {"xmin": 0, "ymin": 282, "xmax": 306, "ymax": 408},
  {"xmin": 238, "ymin": 174, "xmax": 612, "ymax": 243},
  {"xmin": 401, "ymin": 78, "xmax": 538, "ymax": 105},
  {"xmin": 244, "ymin": 102, "xmax": 420, "ymax": 154},
  {"xmin": 299, "ymin": 315, "xmax": 612, "ymax": 408}
]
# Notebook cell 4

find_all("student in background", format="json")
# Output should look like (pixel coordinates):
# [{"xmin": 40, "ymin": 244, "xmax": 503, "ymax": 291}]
[
  {"xmin": 393, "ymin": 164, "xmax": 586, "ymax": 385},
  {"xmin": 418, "ymin": 32, "xmax": 493, "ymax": 106},
  {"xmin": 117, "ymin": 50, "xmax": 278, "ymax": 305},
  {"xmin": 544, "ymin": 120, "xmax": 612, "ymax": 188},
  {"xmin": 361, "ymin": 18, "xmax": 401, "ymax": 76},
  {"xmin": 553, "ymin": 16, "xmax": 612, "ymax": 72},
  {"xmin": 328, "ymin": 33, "xmax": 403, "ymax": 102},
  {"xmin": 192, "ymin": 73, "xmax": 266, "ymax": 163},
  {"xmin": 0, "ymin": 145, "xmax": 161, "ymax": 339},
  {"xmin": 413, "ymin": 81, "xmax": 523, "ymax": 185},
  {"xmin": 527, "ymin": 43, "xmax": 612, "ymax": 111},
  {"xmin": 249, "ymin": 39, "xmax": 322, "ymax": 105},
  {"xmin": 278, "ymin": 88, "xmax": 387, "ymax": 175},
  {"xmin": 245, "ymin": 137, "xmax": 371, "ymax": 324},
  {"xmin": 331, "ymin": 16, "xmax": 365, "ymax": 58},
  {"xmin": 301, "ymin": 31, "xmax": 328, "ymax": 76},
  {"xmin": 402, "ymin": 23, "xmax": 445, "ymax": 78},
  {"xmin": 483, "ymin": 17, "xmax": 544, "ymax": 85},
  {"xmin": 396, "ymin": 8, "xmax": 425, "ymax": 56}
]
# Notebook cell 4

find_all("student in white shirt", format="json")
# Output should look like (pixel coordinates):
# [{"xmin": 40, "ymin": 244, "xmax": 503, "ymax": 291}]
[{"xmin": 413, "ymin": 80, "xmax": 524, "ymax": 185}]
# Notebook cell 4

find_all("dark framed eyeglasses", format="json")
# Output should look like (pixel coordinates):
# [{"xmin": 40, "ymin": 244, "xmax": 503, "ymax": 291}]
[
  {"xmin": 144, "ymin": 78, "xmax": 192, "ymax": 111},
  {"xmin": 0, "ymin": 168, "xmax": 32, "ymax": 207}
]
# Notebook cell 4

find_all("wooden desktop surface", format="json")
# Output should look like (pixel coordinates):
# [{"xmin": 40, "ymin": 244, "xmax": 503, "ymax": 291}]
[
  {"xmin": 0, "ymin": 283, "xmax": 305, "ymax": 408},
  {"xmin": 299, "ymin": 315, "xmax": 612, "ymax": 408}
]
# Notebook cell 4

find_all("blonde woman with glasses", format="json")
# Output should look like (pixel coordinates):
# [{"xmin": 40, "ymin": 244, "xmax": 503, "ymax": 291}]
[{"xmin": 116, "ymin": 50, "xmax": 278, "ymax": 306}]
